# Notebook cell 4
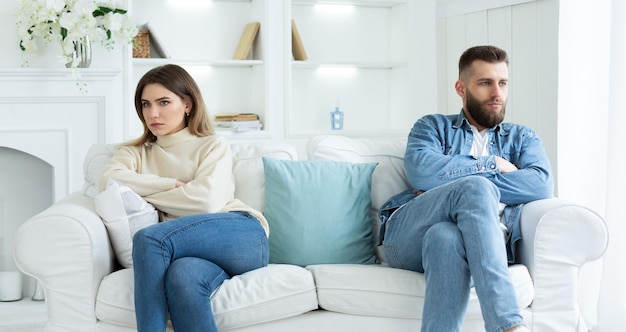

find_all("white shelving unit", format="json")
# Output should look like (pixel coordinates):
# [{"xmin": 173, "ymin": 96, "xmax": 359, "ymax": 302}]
[
  {"xmin": 292, "ymin": 0, "xmax": 407, "ymax": 7},
  {"xmin": 133, "ymin": 59, "xmax": 264, "ymax": 68},
  {"xmin": 129, "ymin": 0, "xmax": 271, "ymax": 139},
  {"xmin": 293, "ymin": 61, "xmax": 406, "ymax": 69},
  {"xmin": 286, "ymin": 0, "xmax": 418, "ymax": 137},
  {"xmin": 127, "ymin": 0, "xmax": 436, "ymax": 144}
]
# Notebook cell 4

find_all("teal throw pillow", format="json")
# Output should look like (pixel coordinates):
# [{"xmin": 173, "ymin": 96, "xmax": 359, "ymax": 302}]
[{"xmin": 262, "ymin": 157, "xmax": 377, "ymax": 266}]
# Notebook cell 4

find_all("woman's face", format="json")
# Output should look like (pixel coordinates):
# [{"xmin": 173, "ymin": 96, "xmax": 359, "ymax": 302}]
[{"xmin": 141, "ymin": 83, "xmax": 190, "ymax": 137}]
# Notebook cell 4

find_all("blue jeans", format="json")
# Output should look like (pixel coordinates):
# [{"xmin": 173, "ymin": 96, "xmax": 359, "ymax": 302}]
[
  {"xmin": 383, "ymin": 176, "xmax": 524, "ymax": 332},
  {"xmin": 132, "ymin": 212, "xmax": 269, "ymax": 332}
]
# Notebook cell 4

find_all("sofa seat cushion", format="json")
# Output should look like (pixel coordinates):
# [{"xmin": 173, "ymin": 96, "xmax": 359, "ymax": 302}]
[
  {"xmin": 306, "ymin": 263, "xmax": 534, "ymax": 320},
  {"xmin": 95, "ymin": 264, "xmax": 318, "ymax": 330}
]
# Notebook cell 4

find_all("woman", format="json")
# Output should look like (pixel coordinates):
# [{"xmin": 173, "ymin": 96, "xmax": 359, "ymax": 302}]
[{"xmin": 100, "ymin": 64, "xmax": 269, "ymax": 332}]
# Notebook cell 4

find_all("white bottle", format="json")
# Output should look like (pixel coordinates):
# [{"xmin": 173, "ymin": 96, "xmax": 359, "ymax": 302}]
[{"xmin": 330, "ymin": 99, "xmax": 344, "ymax": 130}]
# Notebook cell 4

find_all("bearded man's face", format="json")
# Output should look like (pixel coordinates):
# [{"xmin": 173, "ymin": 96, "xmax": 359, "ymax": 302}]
[
  {"xmin": 457, "ymin": 60, "xmax": 509, "ymax": 129},
  {"xmin": 465, "ymin": 87, "xmax": 506, "ymax": 129}
]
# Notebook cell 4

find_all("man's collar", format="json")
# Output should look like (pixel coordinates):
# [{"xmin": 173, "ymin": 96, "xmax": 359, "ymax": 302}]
[
  {"xmin": 452, "ymin": 109, "xmax": 469, "ymax": 129},
  {"xmin": 452, "ymin": 109, "xmax": 507, "ymax": 134}
]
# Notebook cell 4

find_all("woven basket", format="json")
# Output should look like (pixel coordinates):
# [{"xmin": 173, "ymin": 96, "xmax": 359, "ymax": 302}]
[{"xmin": 133, "ymin": 29, "xmax": 150, "ymax": 58}]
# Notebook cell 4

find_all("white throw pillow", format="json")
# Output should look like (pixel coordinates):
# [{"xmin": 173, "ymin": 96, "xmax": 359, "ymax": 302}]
[{"xmin": 94, "ymin": 178, "xmax": 158, "ymax": 267}]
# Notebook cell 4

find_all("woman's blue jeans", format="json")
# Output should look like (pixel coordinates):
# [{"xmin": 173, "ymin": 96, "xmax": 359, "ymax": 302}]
[
  {"xmin": 383, "ymin": 176, "xmax": 524, "ymax": 332},
  {"xmin": 132, "ymin": 212, "xmax": 269, "ymax": 332}
]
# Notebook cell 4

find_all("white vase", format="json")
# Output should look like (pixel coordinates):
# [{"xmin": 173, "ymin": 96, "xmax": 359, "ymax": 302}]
[
  {"xmin": 66, "ymin": 36, "xmax": 92, "ymax": 68},
  {"xmin": 0, "ymin": 270, "xmax": 23, "ymax": 302}
]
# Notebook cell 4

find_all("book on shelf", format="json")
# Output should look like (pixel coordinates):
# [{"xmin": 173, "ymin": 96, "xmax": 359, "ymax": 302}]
[
  {"xmin": 214, "ymin": 113, "xmax": 259, "ymax": 122},
  {"xmin": 233, "ymin": 22, "xmax": 260, "ymax": 60},
  {"xmin": 291, "ymin": 19, "xmax": 308, "ymax": 61},
  {"xmin": 214, "ymin": 113, "xmax": 262, "ymax": 132},
  {"xmin": 215, "ymin": 120, "xmax": 262, "ymax": 132},
  {"xmin": 136, "ymin": 22, "xmax": 170, "ymax": 58}
]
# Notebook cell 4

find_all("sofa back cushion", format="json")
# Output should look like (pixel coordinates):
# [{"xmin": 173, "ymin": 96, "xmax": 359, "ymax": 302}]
[
  {"xmin": 307, "ymin": 135, "xmax": 409, "ymax": 209},
  {"xmin": 231, "ymin": 142, "xmax": 298, "ymax": 212},
  {"xmin": 307, "ymin": 135, "xmax": 410, "ymax": 262},
  {"xmin": 81, "ymin": 141, "xmax": 298, "ymax": 213},
  {"xmin": 83, "ymin": 143, "xmax": 118, "ymax": 199}
]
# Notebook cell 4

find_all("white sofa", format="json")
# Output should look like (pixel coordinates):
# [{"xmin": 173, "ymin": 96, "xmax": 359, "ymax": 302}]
[{"xmin": 13, "ymin": 135, "xmax": 609, "ymax": 332}]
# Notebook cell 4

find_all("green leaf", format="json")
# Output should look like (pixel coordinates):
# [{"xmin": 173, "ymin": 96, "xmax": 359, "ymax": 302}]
[{"xmin": 92, "ymin": 6, "xmax": 127, "ymax": 17}]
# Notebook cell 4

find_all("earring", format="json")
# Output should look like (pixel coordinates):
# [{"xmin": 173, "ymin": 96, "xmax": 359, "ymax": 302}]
[{"xmin": 186, "ymin": 113, "xmax": 190, "ymax": 117}]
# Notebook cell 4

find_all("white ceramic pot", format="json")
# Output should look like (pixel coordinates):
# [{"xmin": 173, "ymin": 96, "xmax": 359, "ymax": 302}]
[{"xmin": 0, "ymin": 270, "xmax": 23, "ymax": 301}]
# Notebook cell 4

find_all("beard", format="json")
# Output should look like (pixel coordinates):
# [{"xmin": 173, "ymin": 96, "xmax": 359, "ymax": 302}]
[{"xmin": 465, "ymin": 88, "xmax": 506, "ymax": 128}]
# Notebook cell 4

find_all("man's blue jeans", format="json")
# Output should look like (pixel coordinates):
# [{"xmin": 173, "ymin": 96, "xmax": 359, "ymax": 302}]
[
  {"xmin": 132, "ymin": 212, "xmax": 269, "ymax": 332},
  {"xmin": 383, "ymin": 176, "xmax": 524, "ymax": 332}
]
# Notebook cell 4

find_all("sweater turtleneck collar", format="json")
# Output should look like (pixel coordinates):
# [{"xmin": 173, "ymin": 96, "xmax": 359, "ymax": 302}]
[{"xmin": 155, "ymin": 127, "xmax": 196, "ymax": 148}]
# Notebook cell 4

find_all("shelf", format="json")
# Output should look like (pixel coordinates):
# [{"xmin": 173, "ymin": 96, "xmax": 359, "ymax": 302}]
[
  {"xmin": 292, "ymin": 0, "xmax": 406, "ymax": 7},
  {"xmin": 292, "ymin": 61, "xmax": 406, "ymax": 69},
  {"xmin": 286, "ymin": 128, "xmax": 408, "ymax": 139},
  {"xmin": 128, "ymin": 0, "xmax": 419, "ymax": 143},
  {"xmin": 0, "ymin": 68, "xmax": 122, "ymax": 81},
  {"xmin": 132, "ymin": 58, "xmax": 263, "ymax": 67},
  {"xmin": 288, "ymin": 0, "xmax": 412, "ymax": 137},
  {"xmin": 216, "ymin": 129, "xmax": 272, "ymax": 139}
]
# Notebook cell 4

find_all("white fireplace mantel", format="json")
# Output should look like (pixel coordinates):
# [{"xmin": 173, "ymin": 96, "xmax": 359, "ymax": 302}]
[
  {"xmin": 0, "ymin": 68, "xmax": 127, "ymax": 200},
  {"xmin": 0, "ymin": 68, "xmax": 121, "ymax": 81},
  {"xmin": 0, "ymin": 67, "xmax": 129, "ymax": 301}
]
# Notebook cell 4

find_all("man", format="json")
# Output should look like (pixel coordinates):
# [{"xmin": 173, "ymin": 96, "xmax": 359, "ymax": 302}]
[{"xmin": 378, "ymin": 45, "xmax": 553, "ymax": 332}]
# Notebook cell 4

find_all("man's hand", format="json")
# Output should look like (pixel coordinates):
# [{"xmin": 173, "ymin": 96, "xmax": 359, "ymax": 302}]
[{"xmin": 496, "ymin": 156, "xmax": 518, "ymax": 173}]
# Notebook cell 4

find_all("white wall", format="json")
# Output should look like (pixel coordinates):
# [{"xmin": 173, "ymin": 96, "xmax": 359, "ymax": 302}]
[
  {"xmin": 557, "ymin": 0, "xmax": 625, "ymax": 331},
  {"xmin": 556, "ymin": 1, "xmax": 610, "ymax": 226},
  {"xmin": 557, "ymin": 1, "xmax": 612, "ymax": 329},
  {"xmin": 598, "ymin": 0, "xmax": 626, "ymax": 328}
]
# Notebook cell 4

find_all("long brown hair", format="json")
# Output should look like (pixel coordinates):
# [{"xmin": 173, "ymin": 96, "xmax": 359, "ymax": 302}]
[{"xmin": 127, "ymin": 64, "xmax": 214, "ymax": 146}]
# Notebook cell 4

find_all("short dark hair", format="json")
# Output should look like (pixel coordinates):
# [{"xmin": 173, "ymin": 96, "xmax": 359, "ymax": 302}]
[{"xmin": 458, "ymin": 45, "xmax": 509, "ymax": 79}]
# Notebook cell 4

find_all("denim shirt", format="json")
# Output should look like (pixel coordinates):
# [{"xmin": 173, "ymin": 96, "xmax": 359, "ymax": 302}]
[{"xmin": 378, "ymin": 110, "xmax": 554, "ymax": 263}]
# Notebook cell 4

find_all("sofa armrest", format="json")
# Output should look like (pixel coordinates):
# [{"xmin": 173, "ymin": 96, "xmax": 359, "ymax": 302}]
[
  {"xmin": 13, "ymin": 191, "xmax": 116, "ymax": 332},
  {"xmin": 518, "ymin": 198, "xmax": 608, "ymax": 332}
]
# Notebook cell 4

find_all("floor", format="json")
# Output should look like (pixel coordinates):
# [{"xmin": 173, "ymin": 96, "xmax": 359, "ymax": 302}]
[{"xmin": 0, "ymin": 298, "xmax": 46, "ymax": 332}]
